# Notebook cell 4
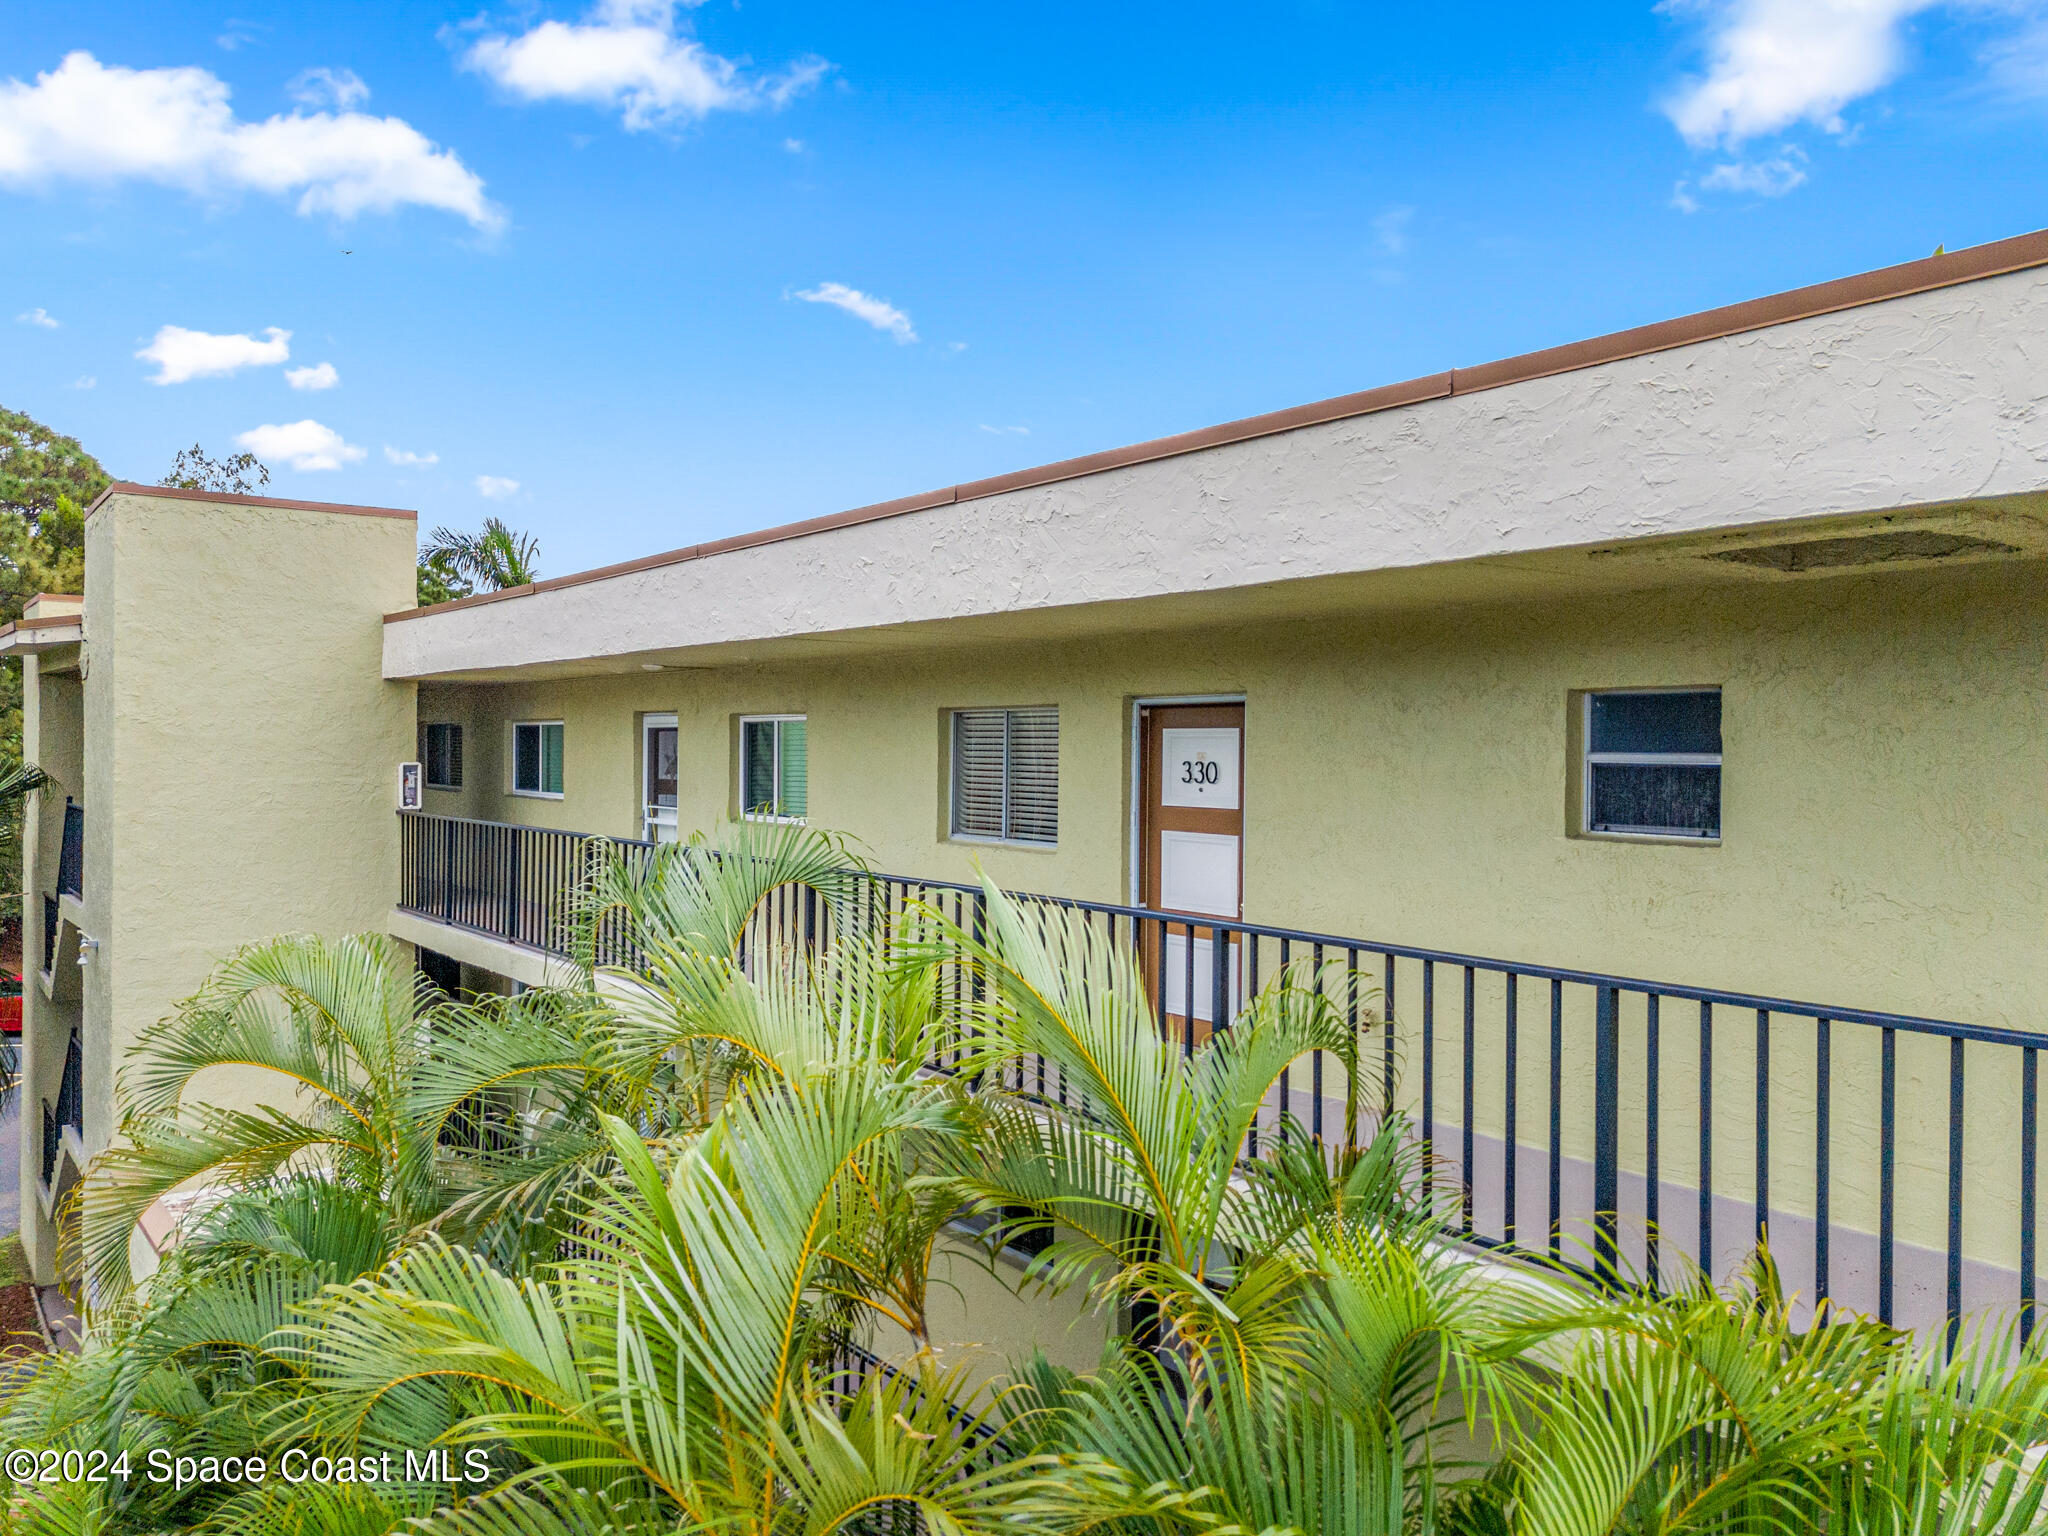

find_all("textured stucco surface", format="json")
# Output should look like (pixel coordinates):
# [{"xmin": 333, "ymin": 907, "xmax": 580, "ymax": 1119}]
[
  {"xmin": 388, "ymin": 267, "xmax": 2048, "ymax": 680},
  {"xmin": 19, "ymin": 650, "xmax": 84, "ymax": 1280},
  {"xmin": 418, "ymin": 558, "xmax": 2048, "ymax": 1025},
  {"xmin": 415, "ymin": 555, "xmax": 2048, "ymax": 1294},
  {"xmin": 36, "ymin": 492, "xmax": 418, "ymax": 1277}
]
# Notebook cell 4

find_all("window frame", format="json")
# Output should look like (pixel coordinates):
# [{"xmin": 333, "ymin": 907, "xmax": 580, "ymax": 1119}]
[
  {"xmin": 1579, "ymin": 687, "xmax": 1722, "ymax": 844},
  {"xmin": 948, "ymin": 706, "xmax": 1059, "ymax": 849},
  {"xmin": 739, "ymin": 714, "xmax": 807, "ymax": 823},
  {"xmin": 510, "ymin": 719, "xmax": 565, "ymax": 800},
  {"xmin": 421, "ymin": 721, "xmax": 463, "ymax": 791}
]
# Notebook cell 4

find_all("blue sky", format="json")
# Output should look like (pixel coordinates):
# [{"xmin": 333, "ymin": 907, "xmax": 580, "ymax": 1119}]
[{"xmin": 3, "ymin": 1, "xmax": 2045, "ymax": 574}]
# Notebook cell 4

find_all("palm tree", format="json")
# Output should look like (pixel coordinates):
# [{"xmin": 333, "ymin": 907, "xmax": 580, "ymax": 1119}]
[
  {"xmin": 19, "ymin": 819, "xmax": 2048, "ymax": 1535},
  {"xmin": 421, "ymin": 517, "xmax": 541, "ymax": 599}
]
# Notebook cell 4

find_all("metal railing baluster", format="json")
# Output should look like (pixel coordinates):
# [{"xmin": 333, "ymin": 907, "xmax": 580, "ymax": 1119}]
[{"xmin": 385, "ymin": 810, "xmax": 2044, "ymax": 1332}]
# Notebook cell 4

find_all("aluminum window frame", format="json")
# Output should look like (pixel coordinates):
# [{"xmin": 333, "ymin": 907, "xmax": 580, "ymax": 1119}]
[
  {"xmin": 422, "ymin": 721, "xmax": 463, "ymax": 791},
  {"xmin": 510, "ymin": 719, "xmax": 565, "ymax": 800},
  {"xmin": 1580, "ymin": 687, "xmax": 1722, "ymax": 843},
  {"xmin": 948, "ymin": 706, "xmax": 1059, "ymax": 849},
  {"xmin": 739, "ymin": 713, "xmax": 807, "ymax": 823}
]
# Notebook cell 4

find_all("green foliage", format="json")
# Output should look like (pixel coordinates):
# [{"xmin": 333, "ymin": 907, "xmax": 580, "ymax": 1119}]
[
  {"xmin": 160, "ymin": 444, "xmax": 271, "ymax": 496},
  {"xmin": 0, "ymin": 406, "xmax": 106, "ymax": 754},
  {"xmin": 419, "ymin": 518, "xmax": 540, "ymax": 606},
  {"xmin": 10, "ymin": 819, "xmax": 2048, "ymax": 1535},
  {"xmin": 0, "ymin": 406, "xmax": 109, "ymax": 533}
]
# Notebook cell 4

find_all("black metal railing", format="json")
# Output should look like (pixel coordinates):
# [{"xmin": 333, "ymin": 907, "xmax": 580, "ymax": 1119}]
[
  {"xmin": 56, "ymin": 799, "xmax": 83, "ymax": 900},
  {"xmin": 56, "ymin": 1026, "xmax": 81, "ymax": 1137},
  {"xmin": 40, "ymin": 893, "xmax": 57, "ymax": 975},
  {"xmin": 398, "ymin": 811, "xmax": 651, "ymax": 966},
  {"xmin": 396, "ymin": 811, "xmax": 2042, "ymax": 1339},
  {"xmin": 41, "ymin": 1028, "xmax": 82, "ymax": 1189}
]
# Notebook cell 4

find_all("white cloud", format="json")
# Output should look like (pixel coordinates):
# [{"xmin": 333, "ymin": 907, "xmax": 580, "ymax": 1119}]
[
  {"xmin": 236, "ymin": 418, "xmax": 364, "ymax": 471},
  {"xmin": 1699, "ymin": 147, "xmax": 1810, "ymax": 194},
  {"xmin": 784, "ymin": 137, "xmax": 804, "ymax": 152},
  {"xmin": 463, "ymin": 0, "xmax": 827, "ymax": 131},
  {"xmin": 979, "ymin": 424, "xmax": 1029, "ymax": 435},
  {"xmin": 285, "ymin": 360, "xmax": 339, "ymax": 390},
  {"xmin": 1661, "ymin": 0, "xmax": 1937, "ymax": 146},
  {"xmin": 137, "ymin": 323, "xmax": 289, "ymax": 384},
  {"xmin": 16, "ymin": 306, "xmax": 58, "ymax": 327},
  {"xmin": 288, "ymin": 66, "xmax": 369, "ymax": 111},
  {"xmin": 0, "ymin": 51, "xmax": 501, "ymax": 229},
  {"xmin": 1371, "ymin": 205, "xmax": 1414, "ymax": 255},
  {"xmin": 71, "ymin": 375, "xmax": 94, "ymax": 389},
  {"xmin": 475, "ymin": 474, "xmax": 519, "ymax": 499},
  {"xmin": 1670, "ymin": 180, "xmax": 1702, "ymax": 213},
  {"xmin": 385, "ymin": 445, "xmax": 438, "ymax": 466},
  {"xmin": 793, "ymin": 281, "xmax": 917, "ymax": 343}
]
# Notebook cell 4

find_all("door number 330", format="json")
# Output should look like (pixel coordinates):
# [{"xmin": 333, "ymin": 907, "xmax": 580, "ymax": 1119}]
[{"xmin": 1179, "ymin": 758, "xmax": 1222, "ymax": 786}]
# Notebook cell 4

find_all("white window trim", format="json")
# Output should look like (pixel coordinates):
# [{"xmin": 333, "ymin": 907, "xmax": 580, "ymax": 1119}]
[
  {"xmin": 1580, "ymin": 690, "xmax": 1721, "ymax": 843},
  {"xmin": 949, "ymin": 707, "xmax": 1058, "ymax": 849},
  {"xmin": 510, "ymin": 719, "xmax": 565, "ymax": 800},
  {"xmin": 740, "ymin": 713, "xmax": 806, "ymax": 823}
]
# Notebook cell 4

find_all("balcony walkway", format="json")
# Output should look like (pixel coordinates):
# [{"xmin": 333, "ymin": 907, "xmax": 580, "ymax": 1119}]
[{"xmin": 396, "ymin": 809, "xmax": 2044, "ymax": 1339}]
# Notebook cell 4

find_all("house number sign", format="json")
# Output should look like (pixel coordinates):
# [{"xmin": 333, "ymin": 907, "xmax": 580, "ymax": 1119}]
[{"xmin": 1160, "ymin": 728, "xmax": 1241, "ymax": 809}]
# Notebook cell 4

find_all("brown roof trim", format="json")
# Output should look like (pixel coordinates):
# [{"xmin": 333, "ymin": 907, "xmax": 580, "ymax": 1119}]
[
  {"xmin": 88, "ymin": 482, "xmax": 416, "ymax": 521},
  {"xmin": 387, "ymin": 225, "xmax": 2048, "ymax": 626},
  {"xmin": 10, "ymin": 614, "xmax": 84, "ymax": 632}
]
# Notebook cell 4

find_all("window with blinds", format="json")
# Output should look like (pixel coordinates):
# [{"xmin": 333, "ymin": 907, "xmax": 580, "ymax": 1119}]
[
  {"xmin": 421, "ymin": 722, "xmax": 463, "ymax": 789},
  {"xmin": 740, "ymin": 716, "xmax": 807, "ymax": 819},
  {"xmin": 950, "ymin": 707, "xmax": 1058, "ymax": 845},
  {"xmin": 1582, "ymin": 689, "xmax": 1720, "ymax": 839},
  {"xmin": 512, "ymin": 721, "xmax": 563, "ymax": 797}
]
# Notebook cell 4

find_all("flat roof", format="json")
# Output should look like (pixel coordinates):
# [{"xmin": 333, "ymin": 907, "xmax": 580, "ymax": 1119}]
[
  {"xmin": 386, "ymin": 225, "xmax": 2048, "ymax": 626},
  {"xmin": 87, "ymin": 483, "xmax": 417, "ymax": 521}
]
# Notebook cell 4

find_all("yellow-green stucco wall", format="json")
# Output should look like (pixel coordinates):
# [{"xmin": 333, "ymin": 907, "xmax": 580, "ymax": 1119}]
[
  {"xmin": 420, "ymin": 558, "xmax": 2047, "ymax": 1030},
  {"xmin": 415, "ymin": 557, "xmax": 2047, "ymax": 1312},
  {"xmin": 26, "ymin": 493, "xmax": 421, "ymax": 1283}
]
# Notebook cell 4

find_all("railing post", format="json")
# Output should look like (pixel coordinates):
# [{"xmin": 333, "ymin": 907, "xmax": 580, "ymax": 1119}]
[
  {"xmin": 441, "ymin": 816, "xmax": 456, "ymax": 923},
  {"xmin": 1210, "ymin": 924, "xmax": 1229, "ymax": 1038},
  {"xmin": 505, "ymin": 825, "xmax": 522, "ymax": 942},
  {"xmin": 1594, "ymin": 984, "xmax": 1620, "ymax": 1287}
]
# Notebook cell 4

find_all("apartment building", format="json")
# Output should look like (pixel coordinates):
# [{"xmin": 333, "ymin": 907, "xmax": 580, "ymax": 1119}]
[{"xmin": 13, "ymin": 230, "xmax": 2048, "ymax": 1341}]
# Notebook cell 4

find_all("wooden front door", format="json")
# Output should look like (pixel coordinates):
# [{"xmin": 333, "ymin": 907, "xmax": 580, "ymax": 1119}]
[{"xmin": 1139, "ymin": 702, "xmax": 1244, "ymax": 1039}]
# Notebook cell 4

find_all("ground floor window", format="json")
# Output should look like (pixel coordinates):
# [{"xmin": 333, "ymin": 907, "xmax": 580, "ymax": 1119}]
[
  {"xmin": 741, "ymin": 715, "xmax": 807, "ymax": 820},
  {"xmin": 421, "ymin": 722, "xmax": 463, "ymax": 789},
  {"xmin": 1582, "ymin": 688, "xmax": 1721, "ymax": 839},
  {"xmin": 951, "ymin": 706, "xmax": 1058, "ymax": 845},
  {"xmin": 512, "ymin": 720, "xmax": 564, "ymax": 797}
]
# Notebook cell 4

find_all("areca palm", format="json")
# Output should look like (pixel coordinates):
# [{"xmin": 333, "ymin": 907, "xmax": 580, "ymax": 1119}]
[
  {"xmin": 20, "ymin": 817, "xmax": 2048, "ymax": 1536},
  {"xmin": 908, "ymin": 877, "xmax": 1430, "ymax": 1383}
]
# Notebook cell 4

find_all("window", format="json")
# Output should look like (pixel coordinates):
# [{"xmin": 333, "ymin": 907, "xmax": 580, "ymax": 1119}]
[
  {"xmin": 950, "ymin": 707, "xmax": 1058, "ymax": 845},
  {"xmin": 512, "ymin": 721, "xmax": 564, "ymax": 798},
  {"xmin": 420, "ymin": 722, "xmax": 463, "ymax": 790},
  {"xmin": 1582, "ymin": 689, "xmax": 1721, "ymax": 840},
  {"xmin": 740, "ymin": 716, "xmax": 807, "ymax": 819}
]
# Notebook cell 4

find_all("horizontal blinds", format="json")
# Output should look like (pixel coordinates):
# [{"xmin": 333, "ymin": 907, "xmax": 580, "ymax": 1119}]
[
  {"xmin": 541, "ymin": 723, "xmax": 564, "ymax": 796},
  {"xmin": 952, "ymin": 711, "xmax": 1007, "ymax": 838},
  {"xmin": 951, "ymin": 707, "xmax": 1057, "ymax": 844},
  {"xmin": 1004, "ymin": 708, "xmax": 1058, "ymax": 844},
  {"xmin": 777, "ymin": 719, "xmax": 808, "ymax": 819},
  {"xmin": 447, "ymin": 724, "xmax": 463, "ymax": 789}
]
